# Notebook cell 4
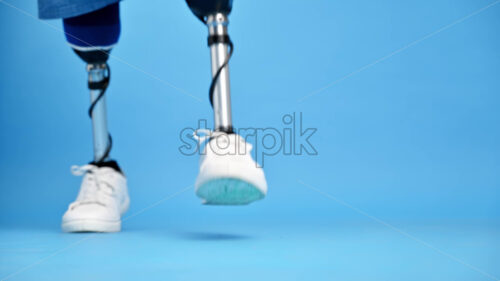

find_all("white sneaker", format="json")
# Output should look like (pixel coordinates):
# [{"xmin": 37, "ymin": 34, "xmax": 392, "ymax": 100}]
[
  {"xmin": 194, "ymin": 130, "xmax": 268, "ymax": 205},
  {"xmin": 61, "ymin": 163, "xmax": 130, "ymax": 232}
]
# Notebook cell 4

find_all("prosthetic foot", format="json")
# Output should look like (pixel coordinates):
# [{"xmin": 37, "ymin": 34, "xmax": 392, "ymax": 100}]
[
  {"xmin": 60, "ymin": 3, "xmax": 129, "ymax": 231},
  {"xmin": 62, "ymin": 162, "xmax": 129, "ymax": 232},
  {"xmin": 187, "ymin": 0, "xmax": 267, "ymax": 205},
  {"xmin": 195, "ymin": 131, "xmax": 267, "ymax": 205}
]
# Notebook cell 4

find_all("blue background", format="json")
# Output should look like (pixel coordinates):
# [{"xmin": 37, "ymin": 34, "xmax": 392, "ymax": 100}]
[{"xmin": 0, "ymin": 0, "xmax": 499, "ymax": 280}]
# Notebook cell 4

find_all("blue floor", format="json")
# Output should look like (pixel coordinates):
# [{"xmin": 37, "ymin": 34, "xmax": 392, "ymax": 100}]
[{"xmin": 1, "ymin": 220, "xmax": 500, "ymax": 280}]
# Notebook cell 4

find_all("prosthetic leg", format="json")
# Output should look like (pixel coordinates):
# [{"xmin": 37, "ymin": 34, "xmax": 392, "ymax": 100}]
[
  {"xmin": 62, "ymin": 4, "xmax": 121, "ymax": 164},
  {"xmin": 187, "ymin": 0, "xmax": 234, "ymax": 132},
  {"xmin": 187, "ymin": 0, "xmax": 268, "ymax": 205},
  {"xmin": 86, "ymin": 62, "xmax": 112, "ymax": 163},
  {"xmin": 60, "ymin": 3, "xmax": 129, "ymax": 232}
]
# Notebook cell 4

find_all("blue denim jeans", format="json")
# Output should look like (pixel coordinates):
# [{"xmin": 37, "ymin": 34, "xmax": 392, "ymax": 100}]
[{"xmin": 38, "ymin": 0, "xmax": 120, "ymax": 19}]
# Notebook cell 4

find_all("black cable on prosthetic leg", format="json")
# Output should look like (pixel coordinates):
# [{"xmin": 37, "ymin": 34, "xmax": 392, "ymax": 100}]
[
  {"xmin": 188, "ymin": 2, "xmax": 235, "ymax": 134},
  {"xmin": 88, "ymin": 63, "xmax": 113, "ymax": 163},
  {"xmin": 207, "ymin": 35, "xmax": 234, "ymax": 110},
  {"xmin": 207, "ymin": 34, "xmax": 234, "ymax": 133}
]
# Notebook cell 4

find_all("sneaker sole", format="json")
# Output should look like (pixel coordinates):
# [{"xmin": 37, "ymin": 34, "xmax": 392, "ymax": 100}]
[
  {"xmin": 196, "ymin": 178, "xmax": 265, "ymax": 205},
  {"xmin": 62, "ymin": 219, "xmax": 121, "ymax": 233}
]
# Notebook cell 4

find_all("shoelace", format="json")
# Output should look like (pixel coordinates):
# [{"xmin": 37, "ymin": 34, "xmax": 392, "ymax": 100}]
[
  {"xmin": 192, "ymin": 129, "xmax": 225, "ymax": 145},
  {"xmin": 69, "ymin": 165, "xmax": 116, "ymax": 209}
]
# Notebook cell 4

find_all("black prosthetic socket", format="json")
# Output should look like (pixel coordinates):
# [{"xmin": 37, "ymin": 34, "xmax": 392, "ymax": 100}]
[
  {"xmin": 64, "ymin": 3, "xmax": 119, "ymax": 64},
  {"xmin": 89, "ymin": 159, "xmax": 123, "ymax": 174},
  {"xmin": 73, "ymin": 49, "xmax": 110, "ymax": 64},
  {"xmin": 216, "ymin": 126, "xmax": 234, "ymax": 134},
  {"xmin": 186, "ymin": 0, "xmax": 233, "ymax": 22}
]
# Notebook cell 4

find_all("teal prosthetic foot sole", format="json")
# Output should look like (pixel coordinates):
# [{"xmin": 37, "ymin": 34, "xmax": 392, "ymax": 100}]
[{"xmin": 196, "ymin": 178, "xmax": 265, "ymax": 205}]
